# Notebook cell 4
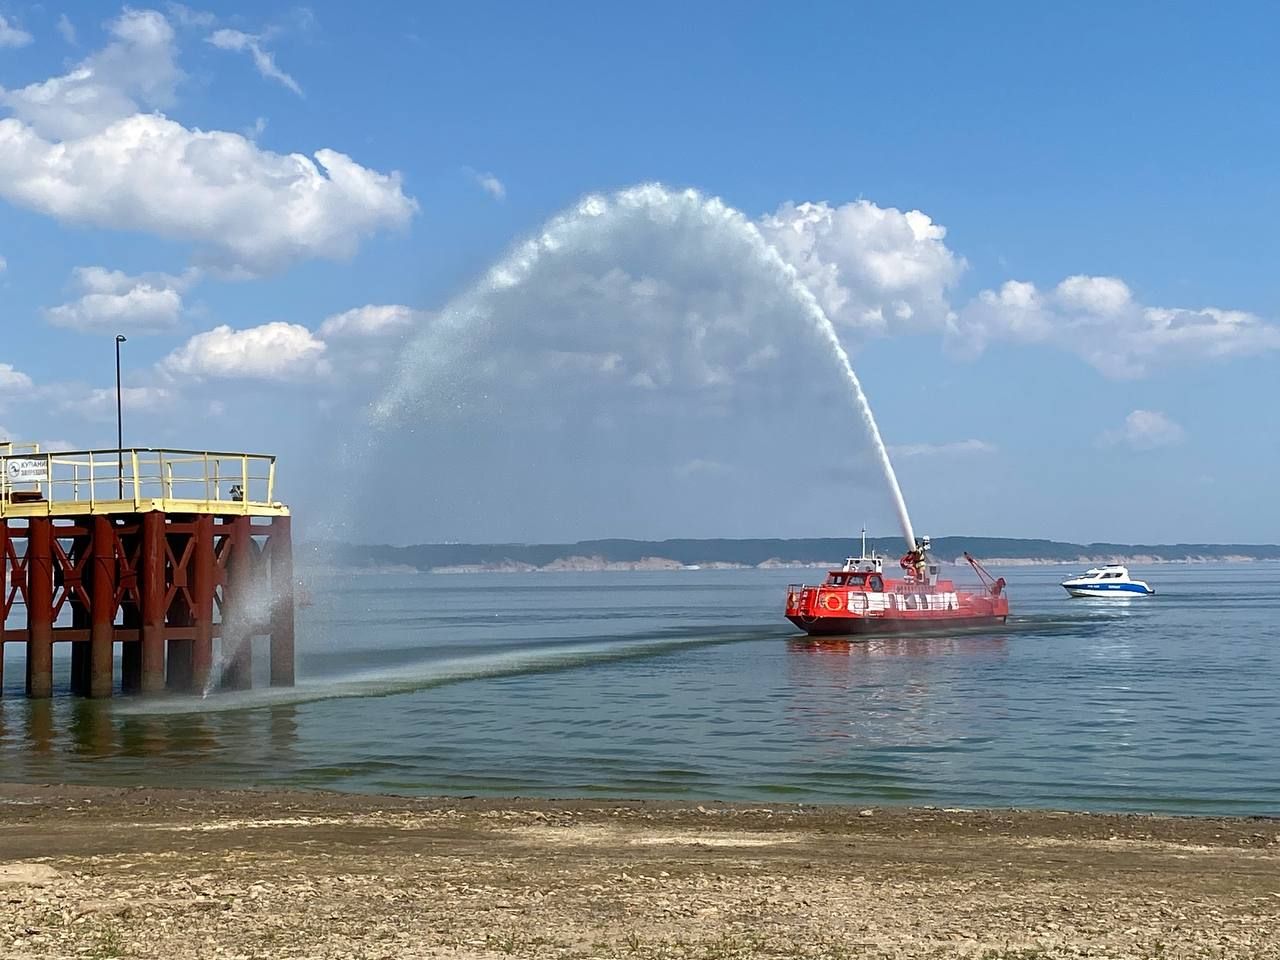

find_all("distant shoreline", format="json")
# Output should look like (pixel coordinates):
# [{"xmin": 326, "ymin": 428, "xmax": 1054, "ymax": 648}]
[
  {"xmin": 305, "ymin": 535, "xmax": 1280, "ymax": 576},
  {"xmin": 310, "ymin": 555, "xmax": 1280, "ymax": 575}
]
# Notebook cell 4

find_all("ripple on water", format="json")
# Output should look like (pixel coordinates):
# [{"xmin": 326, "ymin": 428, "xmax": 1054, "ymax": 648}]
[{"xmin": 1, "ymin": 566, "xmax": 1278, "ymax": 815}]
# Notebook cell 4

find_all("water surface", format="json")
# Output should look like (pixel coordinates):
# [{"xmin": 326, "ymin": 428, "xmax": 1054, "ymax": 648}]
[{"xmin": 1, "ymin": 565, "xmax": 1277, "ymax": 815}]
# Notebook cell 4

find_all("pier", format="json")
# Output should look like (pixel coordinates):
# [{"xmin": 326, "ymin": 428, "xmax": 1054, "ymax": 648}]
[{"xmin": 0, "ymin": 444, "xmax": 294, "ymax": 698}]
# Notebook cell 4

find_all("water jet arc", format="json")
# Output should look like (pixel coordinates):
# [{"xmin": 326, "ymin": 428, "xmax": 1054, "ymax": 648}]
[{"xmin": 375, "ymin": 184, "xmax": 917, "ymax": 551}]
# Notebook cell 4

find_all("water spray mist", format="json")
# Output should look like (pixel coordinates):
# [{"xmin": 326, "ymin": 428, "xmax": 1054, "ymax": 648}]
[{"xmin": 376, "ymin": 184, "xmax": 917, "ymax": 550}]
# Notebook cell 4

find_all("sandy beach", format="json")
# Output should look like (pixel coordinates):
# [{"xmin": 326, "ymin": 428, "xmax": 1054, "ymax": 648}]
[{"xmin": 1, "ymin": 784, "xmax": 1276, "ymax": 959}]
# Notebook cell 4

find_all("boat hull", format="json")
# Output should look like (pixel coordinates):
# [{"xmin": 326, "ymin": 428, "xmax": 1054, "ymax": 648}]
[
  {"xmin": 1063, "ymin": 583, "xmax": 1153, "ymax": 598},
  {"xmin": 787, "ymin": 613, "xmax": 1007, "ymax": 637}
]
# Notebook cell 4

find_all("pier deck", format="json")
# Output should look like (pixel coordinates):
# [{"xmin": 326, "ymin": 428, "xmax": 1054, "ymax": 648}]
[{"xmin": 0, "ymin": 445, "xmax": 294, "ymax": 698}]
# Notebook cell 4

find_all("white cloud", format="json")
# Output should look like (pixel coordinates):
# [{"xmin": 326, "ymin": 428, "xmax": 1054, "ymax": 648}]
[
  {"xmin": 76, "ymin": 265, "xmax": 195, "ymax": 295},
  {"xmin": 56, "ymin": 13, "xmax": 77, "ymax": 45},
  {"xmin": 0, "ymin": 10, "xmax": 416, "ymax": 273},
  {"xmin": 0, "ymin": 427, "xmax": 76, "ymax": 453},
  {"xmin": 72, "ymin": 385, "xmax": 175, "ymax": 422},
  {"xmin": 45, "ymin": 266, "xmax": 191, "ymax": 333},
  {"xmin": 47, "ymin": 285, "xmax": 180, "ymax": 333},
  {"xmin": 1102, "ymin": 409, "xmax": 1185, "ymax": 450},
  {"xmin": 0, "ymin": 9, "xmax": 180, "ymax": 140},
  {"xmin": 758, "ymin": 199, "xmax": 965, "ymax": 333},
  {"xmin": 0, "ymin": 114, "xmax": 417, "ymax": 273},
  {"xmin": 889, "ymin": 439, "xmax": 997, "ymax": 458},
  {"xmin": 0, "ymin": 363, "xmax": 33, "ymax": 391},
  {"xmin": 467, "ymin": 169, "xmax": 506, "ymax": 201},
  {"xmin": 1055, "ymin": 274, "xmax": 1132, "ymax": 315},
  {"xmin": 92, "ymin": 385, "xmax": 172, "ymax": 411},
  {"xmin": 747, "ymin": 200, "xmax": 1280, "ymax": 378},
  {"xmin": 954, "ymin": 280, "xmax": 1052, "ymax": 352},
  {"xmin": 319, "ymin": 304, "xmax": 421, "ymax": 339},
  {"xmin": 0, "ymin": 254, "xmax": 6, "ymax": 272},
  {"xmin": 207, "ymin": 29, "xmax": 302, "ymax": 96},
  {"xmin": 956, "ymin": 275, "xmax": 1280, "ymax": 377},
  {"xmin": 166, "ymin": 4, "xmax": 216, "ymax": 29},
  {"xmin": 0, "ymin": 15, "xmax": 32, "ymax": 48},
  {"xmin": 379, "ymin": 185, "xmax": 967, "ymax": 427},
  {"xmin": 162, "ymin": 322, "xmax": 329, "ymax": 381}
]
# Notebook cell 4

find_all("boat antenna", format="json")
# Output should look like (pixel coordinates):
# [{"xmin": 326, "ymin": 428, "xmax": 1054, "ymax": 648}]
[{"xmin": 861, "ymin": 525, "xmax": 867, "ymax": 558}]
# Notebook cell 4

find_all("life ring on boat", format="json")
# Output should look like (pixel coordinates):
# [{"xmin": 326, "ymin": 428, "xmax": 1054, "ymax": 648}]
[
  {"xmin": 868, "ymin": 574, "xmax": 884, "ymax": 593},
  {"xmin": 822, "ymin": 592, "xmax": 843, "ymax": 612}
]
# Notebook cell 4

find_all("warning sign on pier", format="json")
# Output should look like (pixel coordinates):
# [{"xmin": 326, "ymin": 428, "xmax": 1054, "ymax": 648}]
[{"xmin": 5, "ymin": 457, "xmax": 48, "ymax": 483}]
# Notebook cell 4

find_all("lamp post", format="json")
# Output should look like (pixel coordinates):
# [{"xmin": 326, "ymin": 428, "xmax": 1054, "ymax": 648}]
[{"xmin": 115, "ymin": 334, "xmax": 127, "ymax": 499}]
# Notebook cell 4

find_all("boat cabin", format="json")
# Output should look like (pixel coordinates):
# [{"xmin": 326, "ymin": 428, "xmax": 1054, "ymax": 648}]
[
  {"xmin": 841, "ymin": 555, "xmax": 882, "ymax": 574},
  {"xmin": 1074, "ymin": 564, "xmax": 1131, "ymax": 581},
  {"xmin": 824, "ymin": 555, "xmax": 888, "ymax": 590}
]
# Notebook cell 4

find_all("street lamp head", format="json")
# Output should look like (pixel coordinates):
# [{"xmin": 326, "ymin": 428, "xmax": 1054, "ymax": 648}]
[{"xmin": 115, "ymin": 334, "xmax": 127, "ymax": 343}]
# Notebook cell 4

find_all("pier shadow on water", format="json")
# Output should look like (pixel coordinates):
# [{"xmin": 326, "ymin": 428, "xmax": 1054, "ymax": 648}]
[{"xmin": 0, "ymin": 695, "xmax": 300, "ymax": 787}]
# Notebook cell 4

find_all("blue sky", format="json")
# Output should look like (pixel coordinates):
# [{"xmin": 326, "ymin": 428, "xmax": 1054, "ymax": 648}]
[{"xmin": 1, "ymin": 2, "xmax": 1277, "ymax": 545}]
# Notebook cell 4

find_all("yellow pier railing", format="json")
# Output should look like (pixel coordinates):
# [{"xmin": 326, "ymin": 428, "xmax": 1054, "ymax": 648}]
[{"xmin": 0, "ymin": 446, "xmax": 288, "ymax": 518}]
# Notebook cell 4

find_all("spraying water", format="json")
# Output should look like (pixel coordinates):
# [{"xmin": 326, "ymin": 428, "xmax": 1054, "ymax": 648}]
[
  {"xmin": 201, "ymin": 569, "xmax": 278, "ymax": 698},
  {"xmin": 376, "ymin": 184, "xmax": 917, "ymax": 550}
]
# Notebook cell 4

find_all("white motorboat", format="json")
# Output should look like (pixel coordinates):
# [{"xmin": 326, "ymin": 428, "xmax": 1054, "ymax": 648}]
[{"xmin": 1061, "ymin": 564, "xmax": 1154, "ymax": 598}]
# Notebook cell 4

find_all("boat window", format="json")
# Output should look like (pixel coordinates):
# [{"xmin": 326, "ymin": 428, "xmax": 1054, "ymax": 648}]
[{"xmin": 1102, "ymin": 572, "xmax": 1121, "ymax": 579}]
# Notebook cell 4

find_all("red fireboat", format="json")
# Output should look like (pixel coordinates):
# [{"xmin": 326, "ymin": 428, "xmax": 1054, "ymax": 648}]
[{"xmin": 785, "ymin": 532, "xmax": 1008, "ymax": 636}]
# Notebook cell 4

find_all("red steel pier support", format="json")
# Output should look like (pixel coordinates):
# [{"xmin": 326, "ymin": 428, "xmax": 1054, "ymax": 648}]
[
  {"xmin": 90, "ymin": 515, "xmax": 117, "ymax": 698},
  {"xmin": 0, "ymin": 520, "xmax": 6, "ymax": 692},
  {"xmin": 25, "ymin": 518, "xmax": 54, "ymax": 699},
  {"xmin": 140, "ymin": 511, "xmax": 167, "ymax": 693},
  {"xmin": 1, "ymin": 445, "xmax": 296, "ymax": 700},
  {"xmin": 191, "ymin": 515, "xmax": 216, "ymax": 693}
]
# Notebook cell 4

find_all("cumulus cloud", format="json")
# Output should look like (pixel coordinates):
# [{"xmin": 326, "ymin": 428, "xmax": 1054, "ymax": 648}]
[
  {"xmin": 207, "ymin": 29, "xmax": 302, "ymax": 96},
  {"xmin": 889, "ymin": 439, "xmax": 997, "ymax": 458},
  {"xmin": 1101, "ymin": 409, "xmax": 1185, "ymax": 450},
  {"xmin": 747, "ymin": 201, "xmax": 1280, "ymax": 378},
  {"xmin": 162, "ymin": 322, "xmax": 329, "ymax": 380},
  {"xmin": 314, "ymin": 305, "xmax": 432, "ymax": 379},
  {"xmin": 44, "ymin": 266, "xmax": 192, "ymax": 333},
  {"xmin": 371, "ymin": 186, "xmax": 970, "ymax": 543},
  {"xmin": 0, "ymin": 363, "xmax": 33, "ymax": 391},
  {"xmin": 0, "ymin": 9, "xmax": 180, "ymax": 140},
  {"xmin": 0, "ymin": 115, "xmax": 417, "ymax": 273},
  {"xmin": 0, "ymin": 9, "xmax": 417, "ymax": 273},
  {"xmin": 0, "ymin": 15, "xmax": 32, "ymax": 48},
  {"xmin": 319, "ymin": 304, "xmax": 422, "ymax": 339},
  {"xmin": 379, "ymin": 185, "xmax": 942, "ymax": 433},
  {"xmin": 466, "ymin": 169, "xmax": 506, "ymax": 201},
  {"xmin": 758, "ymin": 199, "xmax": 965, "ymax": 333},
  {"xmin": 955, "ymin": 275, "xmax": 1280, "ymax": 377}
]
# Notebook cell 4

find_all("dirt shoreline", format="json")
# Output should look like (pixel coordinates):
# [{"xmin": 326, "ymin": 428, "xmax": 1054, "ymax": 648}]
[{"xmin": 2, "ymin": 784, "xmax": 1277, "ymax": 959}]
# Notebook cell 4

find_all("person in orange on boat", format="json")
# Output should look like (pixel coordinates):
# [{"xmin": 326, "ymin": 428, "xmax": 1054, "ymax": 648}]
[{"xmin": 900, "ymin": 541, "xmax": 930, "ymax": 581}]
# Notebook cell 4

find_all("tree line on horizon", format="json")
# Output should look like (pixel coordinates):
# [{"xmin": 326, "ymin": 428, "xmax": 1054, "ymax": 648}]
[{"xmin": 313, "ymin": 536, "xmax": 1280, "ymax": 570}]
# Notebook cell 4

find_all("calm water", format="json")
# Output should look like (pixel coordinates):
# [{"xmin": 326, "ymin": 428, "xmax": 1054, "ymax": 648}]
[{"xmin": 1, "ymin": 565, "xmax": 1277, "ymax": 815}]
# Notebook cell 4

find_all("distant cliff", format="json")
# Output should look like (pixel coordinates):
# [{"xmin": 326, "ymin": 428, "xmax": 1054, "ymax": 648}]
[{"xmin": 305, "ymin": 537, "xmax": 1280, "ymax": 573}]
